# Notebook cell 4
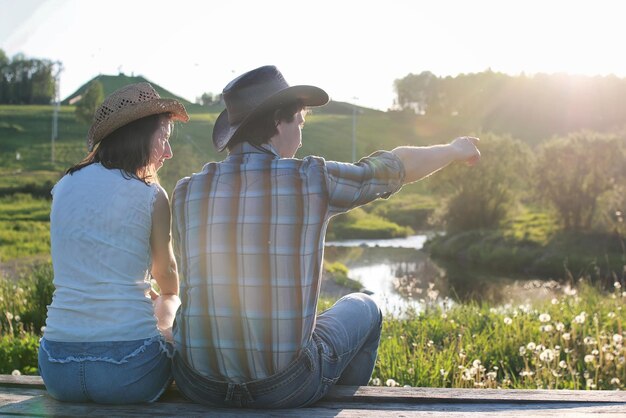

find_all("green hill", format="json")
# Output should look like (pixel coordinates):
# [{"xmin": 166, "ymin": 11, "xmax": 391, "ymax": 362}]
[
  {"xmin": 61, "ymin": 73, "xmax": 205, "ymax": 112},
  {"xmin": 0, "ymin": 103, "xmax": 429, "ymax": 193}
]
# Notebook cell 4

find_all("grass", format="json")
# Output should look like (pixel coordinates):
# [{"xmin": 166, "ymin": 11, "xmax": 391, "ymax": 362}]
[
  {"xmin": 0, "ymin": 194, "xmax": 51, "ymax": 262},
  {"xmin": 2, "ymin": 263, "xmax": 624, "ymax": 392},
  {"xmin": 372, "ymin": 279, "xmax": 625, "ymax": 390}
]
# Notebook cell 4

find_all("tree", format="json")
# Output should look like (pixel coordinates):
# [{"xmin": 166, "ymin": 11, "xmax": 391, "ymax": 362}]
[
  {"xmin": 393, "ymin": 71, "xmax": 439, "ymax": 115},
  {"xmin": 0, "ymin": 51, "xmax": 56, "ymax": 104},
  {"xmin": 196, "ymin": 92, "xmax": 215, "ymax": 107},
  {"xmin": 75, "ymin": 80, "xmax": 104, "ymax": 125},
  {"xmin": 535, "ymin": 132, "xmax": 625, "ymax": 230},
  {"xmin": 428, "ymin": 134, "xmax": 532, "ymax": 233}
]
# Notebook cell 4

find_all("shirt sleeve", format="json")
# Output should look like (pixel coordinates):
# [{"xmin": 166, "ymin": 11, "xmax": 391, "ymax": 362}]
[{"xmin": 324, "ymin": 150, "xmax": 406, "ymax": 215}]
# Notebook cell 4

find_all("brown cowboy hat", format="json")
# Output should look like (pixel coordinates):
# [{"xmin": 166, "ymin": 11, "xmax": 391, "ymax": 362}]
[
  {"xmin": 88, "ymin": 82, "xmax": 189, "ymax": 151},
  {"xmin": 212, "ymin": 65, "xmax": 329, "ymax": 152}
]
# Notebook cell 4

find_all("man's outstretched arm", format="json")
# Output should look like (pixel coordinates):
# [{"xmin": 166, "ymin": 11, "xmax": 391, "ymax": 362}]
[{"xmin": 391, "ymin": 136, "xmax": 481, "ymax": 184}]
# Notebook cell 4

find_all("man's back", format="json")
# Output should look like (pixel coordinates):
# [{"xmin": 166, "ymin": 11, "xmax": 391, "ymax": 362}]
[{"xmin": 172, "ymin": 143, "xmax": 330, "ymax": 382}]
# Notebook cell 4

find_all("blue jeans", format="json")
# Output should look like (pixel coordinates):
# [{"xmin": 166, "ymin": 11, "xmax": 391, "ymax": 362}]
[
  {"xmin": 173, "ymin": 293, "xmax": 382, "ymax": 408},
  {"xmin": 38, "ymin": 335, "xmax": 174, "ymax": 404}
]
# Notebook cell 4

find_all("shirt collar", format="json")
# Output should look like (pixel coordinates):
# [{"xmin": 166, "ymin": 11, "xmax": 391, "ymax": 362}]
[{"xmin": 228, "ymin": 142, "xmax": 281, "ymax": 158}]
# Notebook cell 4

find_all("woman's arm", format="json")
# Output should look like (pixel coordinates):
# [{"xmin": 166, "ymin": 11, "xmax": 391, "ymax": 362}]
[{"xmin": 150, "ymin": 186, "xmax": 180, "ymax": 341}]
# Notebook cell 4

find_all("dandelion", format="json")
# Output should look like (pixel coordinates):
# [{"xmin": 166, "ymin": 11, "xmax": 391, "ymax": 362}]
[
  {"xmin": 615, "ymin": 282, "xmax": 622, "ymax": 289},
  {"xmin": 556, "ymin": 322, "xmax": 565, "ymax": 331},
  {"xmin": 611, "ymin": 378, "xmax": 621, "ymax": 385},
  {"xmin": 527, "ymin": 342, "xmax": 536, "ymax": 351},
  {"xmin": 385, "ymin": 379, "xmax": 399, "ymax": 387},
  {"xmin": 613, "ymin": 334, "xmax": 623, "ymax": 344},
  {"xmin": 584, "ymin": 355, "xmax": 595, "ymax": 363},
  {"xmin": 539, "ymin": 349, "xmax": 555, "ymax": 362},
  {"xmin": 539, "ymin": 313, "xmax": 551, "ymax": 322},
  {"xmin": 519, "ymin": 346, "xmax": 527, "ymax": 356},
  {"xmin": 562, "ymin": 333, "xmax": 571, "ymax": 341},
  {"xmin": 504, "ymin": 317, "xmax": 513, "ymax": 325},
  {"xmin": 5, "ymin": 312, "xmax": 13, "ymax": 321},
  {"xmin": 574, "ymin": 312, "xmax": 587, "ymax": 324},
  {"xmin": 559, "ymin": 360, "xmax": 568, "ymax": 369},
  {"xmin": 605, "ymin": 353, "xmax": 615, "ymax": 362},
  {"xmin": 11, "ymin": 370, "xmax": 21, "ymax": 376},
  {"xmin": 608, "ymin": 312, "xmax": 616, "ymax": 318},
  {"xmin": 472, "ymin": 359, "xmax": 481, "ymax": 368},
  {"xmin": 486, "ymin": 371, "xmax": 497, "ymax": 380},
  {"xmin": 541, "ymin": 324, "xmax": 553, "ymax": 333},
  {"xmin": 14, "ymin": 315, "xmax": 20, "ymax": 322},
  {"xmin": 584, "ymin": 336, "xmax": 597, "ymax": 345},
  {"xmin": 551, "ymin": 298, "xmax": 559, "ymax": 305},
  {"xmin": 371, "ymin": 378, "xmax": 381, "ymax": 386}
]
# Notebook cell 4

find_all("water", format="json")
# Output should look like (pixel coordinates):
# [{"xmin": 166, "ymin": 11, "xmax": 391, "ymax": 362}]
[{"xmin": 324, "ymin": 235, "xmax": 568, "ymax": 316}]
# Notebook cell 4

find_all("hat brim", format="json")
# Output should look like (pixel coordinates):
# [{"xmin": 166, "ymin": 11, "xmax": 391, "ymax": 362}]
[
  {"xmin": 212, "ymin": 85, "xmax": 329, "ymax": 152},
  {"xmin": 89, "ymin": 98, "xmax": 189, "ymax": 146}
]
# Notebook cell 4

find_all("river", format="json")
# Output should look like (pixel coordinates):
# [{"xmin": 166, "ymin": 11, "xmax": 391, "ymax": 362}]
[{"xmin": 324, "ymin": 235, "xmax": 572, "ymax": 316}]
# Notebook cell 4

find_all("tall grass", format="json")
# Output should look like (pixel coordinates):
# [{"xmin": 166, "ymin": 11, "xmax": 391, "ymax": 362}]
[{"xmin": 373, "ymin": 279, "xmax": 625, "ymax": 390}]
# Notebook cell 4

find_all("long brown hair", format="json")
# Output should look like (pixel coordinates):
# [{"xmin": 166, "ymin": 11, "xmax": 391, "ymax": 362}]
[{"xmin": 68, "ymin": 113, "xmax": 172, "ymax": 184}]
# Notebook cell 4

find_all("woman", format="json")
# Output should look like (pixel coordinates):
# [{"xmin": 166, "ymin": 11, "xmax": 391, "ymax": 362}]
[{"xmin": 38, "ymin": 82, "xmax": 189, "ymax": 404}]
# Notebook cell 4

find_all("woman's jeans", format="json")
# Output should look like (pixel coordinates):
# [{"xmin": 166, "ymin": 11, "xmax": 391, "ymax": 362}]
[
  {"xmin": 173, "ymin": 293, "xmax": 383, "ymax": 408},
  {"xmin": 38, "ymin": 335, "xmax": 173, "ymax": 404}
]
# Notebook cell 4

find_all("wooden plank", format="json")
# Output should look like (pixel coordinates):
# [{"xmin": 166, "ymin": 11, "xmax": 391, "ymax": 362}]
[
  {"xmin": 325, "ymin": 385, "xmax": 626, "ymax": 404},
  {"xmin": 1, "ymin": 390, "xmax": 626, "ymax": 417},
  {"xmin": 2, "ymin": 375, "xmax": 625, "ymax": 405},
  {"xmin": 2, "ymin": 375, "xmax": 626, "ymax": 417}
]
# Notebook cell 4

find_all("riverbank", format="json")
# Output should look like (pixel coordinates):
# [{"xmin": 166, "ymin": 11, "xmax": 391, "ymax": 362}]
[{"xmin": 425, "ymin": 229, "xmax": 625, "ymax": 283}]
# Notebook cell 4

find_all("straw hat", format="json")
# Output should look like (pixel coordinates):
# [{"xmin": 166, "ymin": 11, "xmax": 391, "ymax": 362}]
[
  {"xmin": 212, "ymin": 66, "xmax": 329, "ymax": 152},
  {"xmin": 88, "ymin": 82, "xmax": 189, "ymax": 150}
]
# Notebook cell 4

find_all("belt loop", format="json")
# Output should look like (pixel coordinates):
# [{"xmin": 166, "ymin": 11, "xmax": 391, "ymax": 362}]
[
  {"xmin": 239, "ymin": 382, "xmax": 254, "ymax": 403},
  {"xmin": 225, "ymin": 383, "xmax": 236, "ymax": 402},
  {"xmin": 305, "ymin": 346, "xmax": 315, "ymax": 371}
]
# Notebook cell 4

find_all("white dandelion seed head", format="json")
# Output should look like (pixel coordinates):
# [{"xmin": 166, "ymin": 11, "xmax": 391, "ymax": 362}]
[
  {"xmin": 385, "ymin": 379, "xmax": 399, "ymax": 387},
  {"xmin": 504, "ymin": 317, "xmax": 513, "ymax": 325},
  {"xmin": 539, "ymin": 313, "xmax": 551, "ymax": 323},
  {"xmin": 539, "ymin": 349, "xmax": 555, "ymax": 362}
]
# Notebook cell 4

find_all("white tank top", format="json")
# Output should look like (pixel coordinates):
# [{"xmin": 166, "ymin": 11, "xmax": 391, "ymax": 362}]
[{"xmin": 44, "ymin": 163, "xmax": 160, "ymax": 342}]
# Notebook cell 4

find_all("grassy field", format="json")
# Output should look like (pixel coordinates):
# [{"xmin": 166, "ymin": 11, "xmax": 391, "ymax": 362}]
[
  {"xmin": 0, "ymin": 104, "xmax": 436, "ymax": 263},
  {"xmin": 2, "ymin": 266, "xmax": 624, "ymax": 391}
]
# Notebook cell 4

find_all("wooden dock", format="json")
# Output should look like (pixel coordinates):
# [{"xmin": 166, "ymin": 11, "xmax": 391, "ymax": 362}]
[{"xmin": 1, "ymin": 375, "xmax": 625, "ymax": 417}]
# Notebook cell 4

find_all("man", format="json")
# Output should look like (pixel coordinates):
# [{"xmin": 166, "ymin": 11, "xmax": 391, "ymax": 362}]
[{"xmin": 171, "ymin": 65, "xmax": 480, "ymax": 408}]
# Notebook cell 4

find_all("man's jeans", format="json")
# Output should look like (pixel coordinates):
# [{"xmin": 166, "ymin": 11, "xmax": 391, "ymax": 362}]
[{"xmin": 173, "ymin": 293, "xmax": 383, "ymax": 408}]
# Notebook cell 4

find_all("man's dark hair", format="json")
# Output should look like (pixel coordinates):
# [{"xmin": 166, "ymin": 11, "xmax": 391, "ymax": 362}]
[{"xmin": 227, "ymin": 101, "xmax": 304, "ymax": 151}]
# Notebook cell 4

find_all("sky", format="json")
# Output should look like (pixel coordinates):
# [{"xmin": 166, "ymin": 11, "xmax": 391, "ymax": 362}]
[{"xmin": 1, "ymin": 0, "xmax": 625, "ymax": 110}]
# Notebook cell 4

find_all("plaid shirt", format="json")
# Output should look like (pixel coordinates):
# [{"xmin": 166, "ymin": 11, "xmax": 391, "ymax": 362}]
[{"xmin": 172, "ymin": 142, "xmax": 405, "ymax": 382}]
